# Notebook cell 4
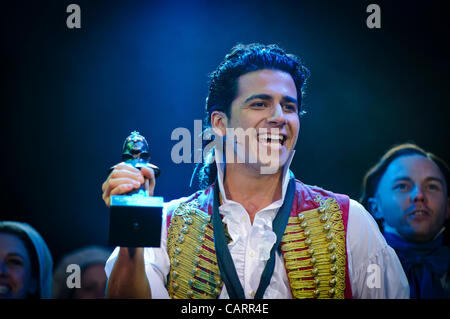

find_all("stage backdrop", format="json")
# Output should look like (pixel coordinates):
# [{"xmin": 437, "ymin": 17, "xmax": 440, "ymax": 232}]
[{"xmin": 2, "ymin": 0, "xmax": 449, "ymax": 263}]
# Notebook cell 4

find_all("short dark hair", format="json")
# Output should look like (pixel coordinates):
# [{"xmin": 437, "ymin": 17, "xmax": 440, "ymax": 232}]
[
  {"xmin": 360, "ymin": 143, "xmax": 450, "ymax": 217},
  {"xmin": 205, "ymin": 43, "xmax": 310, "ymax": 120},
  {"xmin": 196, "ymin": 43, "xmax": 310, "ymax": 188}
]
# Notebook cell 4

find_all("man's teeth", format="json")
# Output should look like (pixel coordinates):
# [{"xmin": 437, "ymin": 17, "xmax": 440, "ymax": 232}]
[
  {"xmin": 258, "ymin": 134, "xmax": 284, "ymax": 144},
  {"xmin": 0, "ymin": 286, "xmax": 10, "ymax": 294},
  {"xmin": 412, "ymin": 211, "xmax": 426, "ymax": 216}
]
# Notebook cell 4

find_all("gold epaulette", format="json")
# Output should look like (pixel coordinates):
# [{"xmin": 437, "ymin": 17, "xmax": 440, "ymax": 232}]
[
  {"xmin": 166, "ymin": 200, "xmax": 223, "ymax": 299},
  {"xmin": 280, "ymin": 195, "xmax": 346, "ymax": 299}
]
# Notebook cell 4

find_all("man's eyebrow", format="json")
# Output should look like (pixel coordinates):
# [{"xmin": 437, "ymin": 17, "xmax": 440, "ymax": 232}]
[
  {"xmin": 391, "ymin": 176, "xmax": 413, "ymax": 183},
  {"xmin": 392, "ymin": 176, "xmax": 412, "ymax": 182},
  {"xmin": 282, "ymin": 96, "xmax": 298, "ymax": 105},
  {"xmin": 244, "ymin": 94, "xmax": 273, "ymax": 103},
  {"xmin": 424, "ymin": 176, "xmax": 445, "ymax": 185},
  {"xmin": 244, "ymin": 94, "xmax": 298, "ymax": 105}
]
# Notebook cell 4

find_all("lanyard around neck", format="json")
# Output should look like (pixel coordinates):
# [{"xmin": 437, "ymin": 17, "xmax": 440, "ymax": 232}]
[{"xmin": 212, "ymin": 175, "xmax": 296, "ymax": 299}]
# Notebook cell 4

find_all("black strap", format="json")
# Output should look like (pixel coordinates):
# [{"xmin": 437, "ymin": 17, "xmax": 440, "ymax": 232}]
[{"xmin": 212, "ymin": 175, "xmax": 296, "ymax": 299}]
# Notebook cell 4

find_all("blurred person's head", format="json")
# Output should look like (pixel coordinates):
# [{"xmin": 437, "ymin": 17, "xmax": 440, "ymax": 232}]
[
  {"xmin": 360, "ymin": 143, "xmax": 450, "ymax": 243},
  {"xmin": 52, "ymin": 246, "xmax": 111, "ymax": 299},
  {"xmin": 0, "ymin": 221, "xmax": 53, "ymax": 299}
]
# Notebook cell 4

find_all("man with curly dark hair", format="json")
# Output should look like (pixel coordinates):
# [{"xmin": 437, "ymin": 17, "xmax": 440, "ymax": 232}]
[{"xmin": 101, "ymin": 43, "xmax": 409, "ymax": 299}]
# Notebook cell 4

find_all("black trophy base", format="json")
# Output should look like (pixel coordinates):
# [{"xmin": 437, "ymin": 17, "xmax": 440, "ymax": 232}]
[{"xmin": 108, "ymin": 195, "xmax": 164, "ymax": 248}]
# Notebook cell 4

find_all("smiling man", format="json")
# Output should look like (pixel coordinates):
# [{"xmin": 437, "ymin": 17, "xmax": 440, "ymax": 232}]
[
  {"xmin": 102, "ymin": 43, "xmax": 409, "ymax": 299},
  {"xmin": 361, "ymin": 143, "xmax": 450, "ymax": 298}
]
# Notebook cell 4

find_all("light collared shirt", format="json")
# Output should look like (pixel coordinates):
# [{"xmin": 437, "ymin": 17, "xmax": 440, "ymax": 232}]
[{"xmin": 105, "ymin": 153, "xmax": 410, "ymax": 299}]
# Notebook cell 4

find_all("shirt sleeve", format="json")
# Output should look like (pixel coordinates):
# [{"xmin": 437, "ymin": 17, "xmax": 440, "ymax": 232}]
[
  {"xmin": 346, "ymin": 199, "xmax": 410, "ymax": 299},
  {"xmin": 104, "ymin": 198, "xmax": 187, "ymax": 299}
]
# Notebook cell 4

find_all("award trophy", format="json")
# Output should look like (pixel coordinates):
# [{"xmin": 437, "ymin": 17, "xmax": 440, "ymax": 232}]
[{"xmin": 108, "ymin": 131, "xmax": 164, "ymax": 248}]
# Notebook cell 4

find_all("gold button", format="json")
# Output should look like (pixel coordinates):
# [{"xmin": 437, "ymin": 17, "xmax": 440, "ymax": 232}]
[
  {"xmin": 300, "ymin": 221, "xmax": 308, "ymax": 229},
  {"xmin": 181, "ymin": 225, "xmax": 189, "ymax": 234},
  {"xmin": 310, "ymin": 257, "xmax": 317, "ymax": 265},
  {"xmin": 314, "ymin": 278, "xmax": 320, "ymax": 287},
  {"xmin": 172, "ymin": 283, "xmax": 179, "ymax": 290},
  {"xmin": 304, "ymin": 229, "xmax": 311, "ymax": 237},
  {"xmin": 177, "ymin": 235, "xmax": 184, "ymax": 244},
  {"xmin": 298, "ymin": 213, "xmax": 305, "ymax": 222},
  {"xmin": 320, "ymin": 215, "xmax": 328, "ymax": 223},
  {"xmin": 318, "ymin": 207, "xmax": 325, "ymax": 214},
  {"xmin": 250, "ymin": 290, "xmax": 256, "ymax": 297},
  {"xmin": 329, "ymin": 277, "xmax": 336, "ymax": 287},
  {"xmin": 328, "ymin": 244, "xmax": 335, "ymax": 252},
  {"xmin": 312, "ymin": 267, "xmax": 319, "ymax": 276},
  {"xmin": 214, "ymin": 287, "xmax": 221, "ymax": 296},
  {"xmin": 330, "ymin": 266, "xmax": 337, "ymax": 274},
  {"xmin": 323, "ymin": 224, "xmax": 331, "ymax": 232},
  {"xmin": 313, "ymin": 289, "xmax": 320, "ymax": 298},
  {"xmin": 186, "ymin": 290, "xmax": 193, "ymax": 298},
  {"xmin": 175, "ymin": 246, "xmax": 182, "ymax": 255},
  {"xmin": 329, "ymin": 254, "xmax": 337, "ymax": 263},
  {"xmin": 329, "ymin": 288, "xmax": 335, "ymax": 297},
  {"xmin": 326, "ymin": 233, "xmax": 334, "ymax": 241},
  {"xmin": 172, "ymin": 270, "xmax": 178, "ymax": 279},
  {"xmin": 305, "ymin": 238, "xmax": 312, "ymax": 246}
]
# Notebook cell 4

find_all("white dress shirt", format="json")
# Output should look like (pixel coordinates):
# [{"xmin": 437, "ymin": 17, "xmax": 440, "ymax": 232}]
[{"xmin": 105, "ymin": 156, "xmax": 410, "ymax": 299}]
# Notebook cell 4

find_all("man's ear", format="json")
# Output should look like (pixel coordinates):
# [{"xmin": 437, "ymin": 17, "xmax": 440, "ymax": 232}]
[
  {"xmin": 367, "ymin": 197, "xmax": 383, "ymax": 220},
  {"xmin": 210, "ymin": 111, "xmax": 228, "ymax": 137}
]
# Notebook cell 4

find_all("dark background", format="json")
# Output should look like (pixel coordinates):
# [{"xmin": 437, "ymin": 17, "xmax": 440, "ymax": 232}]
[{"xmin": 2, "ymin": 0, "xmax": 449, "ymax": 265}]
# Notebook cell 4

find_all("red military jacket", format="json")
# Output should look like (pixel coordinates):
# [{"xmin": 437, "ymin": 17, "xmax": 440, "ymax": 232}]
[{"xmin": 165, "ymin": 179, "xmax": 352, "ymax": 299}]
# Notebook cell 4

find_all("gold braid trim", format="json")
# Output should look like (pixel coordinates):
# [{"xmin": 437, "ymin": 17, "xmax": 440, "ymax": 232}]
[
  {"xmin": 280, "ymin": 195, "xmax": 346, "ymax": 299},
  {"xmin": 166, "ymin": 195, "xmax": 347, "ymax": 299},
  {"xmin": 166, "ymin": 200, "xmax": 223, "ymax": 299}
]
